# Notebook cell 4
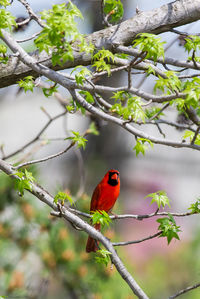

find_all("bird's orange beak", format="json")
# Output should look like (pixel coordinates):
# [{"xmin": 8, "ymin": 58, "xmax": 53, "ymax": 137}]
[{"xmin": 111, "ymin": 173, "xmax": 118, "ymax": 180}]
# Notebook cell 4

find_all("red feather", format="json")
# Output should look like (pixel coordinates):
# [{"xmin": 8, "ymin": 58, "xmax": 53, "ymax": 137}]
[{"xmin": 86, "ymin": 169, "xmax": 120, "ymax": 253}]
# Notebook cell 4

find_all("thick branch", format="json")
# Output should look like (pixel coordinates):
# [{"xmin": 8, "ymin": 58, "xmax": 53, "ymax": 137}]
[{"xmin": 1, "ymin": 0, "xmax": 200, "ymax": 88}]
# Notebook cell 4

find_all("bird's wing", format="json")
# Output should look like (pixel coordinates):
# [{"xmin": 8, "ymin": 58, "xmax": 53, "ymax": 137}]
[{"xmin": 90, "ymin": 184, "xmax": 101, "ymax": 211}]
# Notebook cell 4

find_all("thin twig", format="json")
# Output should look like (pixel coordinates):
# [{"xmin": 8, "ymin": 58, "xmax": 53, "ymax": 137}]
[
  {"xmin": 16, "ymin": 31, "xmax": 41, "ymax": 43},
  {"xmin": 169, "ymin": 282, "xmax": 200, "ymax": 299},
  {"xmin": 68, "ymin": 208, "xmax": 197, "ymax": 221},
  {"xmin": 154, "ymin": 122, "xmax": 166, "ymax": 138},
  {"xmin": 101, "ymin": 0, "xmax": 112, "ymax": 27},
  {"xmin": 14, "ymin": 141, "xmax": 75, "ymax": 169},
  {"xmin": 112, "ymin": 231, "xmax": 162, "ymax": 246},
  {"xmin": 17, "ymin": 0, "xmax": 44, "ymax": 27},
  {"xmin": 191, "ymin": 125, "xmax": 200, "ymax": 144},
  {"xmin": 3, "ymin": 110, "xmax": 67, "ymax": 160}
]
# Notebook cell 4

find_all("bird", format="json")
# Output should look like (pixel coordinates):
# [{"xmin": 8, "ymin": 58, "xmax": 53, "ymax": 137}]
[{"xmin": 86, "ymin": 169, "xmax": 120, "ymax": 253}]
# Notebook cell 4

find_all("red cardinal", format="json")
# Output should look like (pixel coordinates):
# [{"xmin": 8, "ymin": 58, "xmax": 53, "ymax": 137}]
[{"xmin": 86, "ymin": 169, "xmax": 120, "ymax": 253}]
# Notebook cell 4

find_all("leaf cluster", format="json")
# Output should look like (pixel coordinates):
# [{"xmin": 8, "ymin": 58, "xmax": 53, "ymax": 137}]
[
  {"xmin": 157, "ymin": 214, "xmax": 181, "ymax": 244},
  {"xmin": 133, "ymin": 33, "xmax": 165, "ymax": 62},
  {"xmin": 0, "ymin": 0, "xmax": 11, "ymax": 6},
  {"xmin": 182, "ymin": 78, "xmax": 200, "ymax": 109},
  {"xmin": 95, "ymin": 249, "xmax": 112, "ymax": 266},
  {"xmin": 17, "ymin": 76, "xmax": 35, "ymax": 93},
  {"xmin": 133, "ymin": 138, "xmax": 153, "ymax": 156},
  {"xmin": 71, "ymin": 66, "xmax": 92, "ymax": 86},
  {"xmin": 14, "ymin": 169, "xmax": 35, "ymax": 196},
  {"xmin": 145, "ymin": 190, "xmax": 170, "ymax": 209},
  {"xmin": 111, "ymin": 91, "xmax": 146, "ymax": 122},
  {"xmin": 34, "ymin": 2, "xmax": 93, "ymax": 66},
  {"xmin": 145, "ymin": 106, "xmax": 164, "ymax": 120},
  {"xmin": 0, "ymin": 8, "xmax": 15, "ymax": 34},
  {"xmin": 93, "ymin": 49, "xmax": 115, "ymax": 75},
  {"xmin": 91, "ymin": 210, "xmax": 112, "ymax": 228},
  {"xmin": 184, "ymin": 35, "xmax": 200, "ymax": 54},
  {"xmin": 65, "ymin": 131, "xmax": 88, "ymax": 149},
  {"xmin": 188, "ymin": 198, "xmax": 200, "ymax": 214},
  {"xmin": 54, "ymin": 191, "xmax": 74, "ymax": 206},
  {"xmin": 154, "ymin": 71, "xmax": 181, "ymax": 94},
  {"xmin": 42, "ymin": 83, "xmax": 58, "ymax": 97}
]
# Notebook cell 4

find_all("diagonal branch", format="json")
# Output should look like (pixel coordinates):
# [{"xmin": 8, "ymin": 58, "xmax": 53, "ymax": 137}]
[
  {"xmin": 0, "ymin": 158, "xmax": 149, "ymax": 299},
  {"xmin": 169, "ymin": 282, "xmax": 200, "ymax": 299},
  {"xmin": 2, "ymin": 110, "xmax": 67, "ymax": 160},
  {"xmin": 1, "ymin": 0, "xmax": 200, "ymax": 88}
]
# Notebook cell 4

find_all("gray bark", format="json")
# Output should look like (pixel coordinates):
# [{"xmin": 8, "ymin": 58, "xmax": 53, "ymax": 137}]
[{"xmin": 0, "ymin": 0, "xmax": 200, "ymax": 88}]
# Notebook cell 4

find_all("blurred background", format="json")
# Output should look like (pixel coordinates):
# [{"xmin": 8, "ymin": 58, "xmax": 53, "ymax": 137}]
[{"xmin": 1, "ymin": 0, "xmax": 200, "ymax": 298}]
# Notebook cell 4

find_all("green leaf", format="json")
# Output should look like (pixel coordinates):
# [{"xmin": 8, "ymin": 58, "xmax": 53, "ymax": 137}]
[
  {"xmin": 42, "ymin": 84, "xmax": 58, "ymax": 97},
  {"xmin": 188, "ymin": 198, "xmax": 200, "ymax": 214},
  {"xmin": 65, "ymin": 131, "xmax": 88, "ymax": 149},
  {"xmin": 54, "ymin": 191, "xmax": 74, "ymax": 206},
  {"xmin": 17, "ymin": 76, "xmax": 35, "ymax": 93},
  {"xmin": 157, "ymin": 214, "xmax": 181, "ymax": 244},
  {"xmin": 87, "ymin": 122, "xmax": 99, "ymax": 136},
  {"xmin": 111, "ymin": 90, "xmax": 129, "ymax": 102},
  {"xmin": 133, "ymin": 138, "xmax": 153, "ymax": 156},
  {"xmin": 184, "ymin": 35, "xmax": 200, "ymax": 54},
  {"xmin": 79, "ymin": 91, "xmax": 94, "ymax": 104},
  {"xmin": 0, "ymin": 0, "xmax": 11, "ymax": 6},
  {"xmin": 15, "ymin": 179, "xmax": 32, "ymax": 195},
  {"xmin": 146, "ymin": 65, "xmax": 156, "ymax": 76},
  {"xmin": 103, "ymin": 0, "xmax": 124, "ymax": 23},
  {"xmin": 13, "ymin": 170, "xmax": 35, "ymax": 196},
  {"xmin": 95, "ymin": 249, "xmax": 112, "ymax": 266},
  {"xmin": 0, "ymin": 9, "xmax": 16, "ymax": 33},
  {"xmin": 91, "ymin": 210, "xmax": 112, "ymax": 228},
  {"xmin": 133, "ymin": 33, "xmax": 165, "ymax": 62},
  {"xmin": 182, "ymin": 130, "xmax": 200, "ymax": 145},
  {"xmin": 182, "ymin": 78, "xmax": 200, "ymax": 109},
  {"xmin": 66, "ymin": 104, "xmax": 75, "ymax": 113},
  {"xmin": 24, "ymin": 169, "xmax": 35, "ymax": 183},
  {"xmin": 145, "ymin": 190, "xmax": 170, "ymax": 209},
  {"xmin": 111, "ymin": 93, "xmax": 146, "ymax": 122},
  {"xmin": 0, "ymin": 43, "xmax": 8, "ymax": 64},
  {"xmin": 145, "ymin": 106, "xmax": 164, "ymax": 120},
  {"xmin": 34, "ymin": 2, "xmax": 91, "ymax": 65},
  {"xmin": 154, "ymin": 71, "xmax": 181, "ymax": 94},
  {"xmin": 71, "ymin": 66, "xmax": 92, "ymax": 86},
  {"xmin": 92, "ymin": 49, "xmax": 115, "ymax": 75}
]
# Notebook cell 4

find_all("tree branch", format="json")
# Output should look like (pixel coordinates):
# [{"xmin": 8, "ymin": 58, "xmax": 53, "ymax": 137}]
[
  {"xmin": 1, "ymin": 0, "xmax": 200, "ymax": 88},
  {"xmin": 169, "ymin": 282, "xmax": 200, "ymax": 299},
  {"xmin": 0, "ymin": 158, "xmax": 149, "ymax": 299},
  {"xmin": 2, "ymin": 30, "xmax": 200, "ymax": 152},
  {"xmin": 112, "ymin": 231, "xmax": 162, "ymax": 246},
  {"xmin": 2, "ymin": 110, "xmax": 67, "ymax": 160}
]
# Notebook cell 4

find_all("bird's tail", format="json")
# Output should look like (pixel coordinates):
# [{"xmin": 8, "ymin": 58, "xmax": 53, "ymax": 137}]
[{"xmin": 86, "ymin": 223, "xmax": 101, "ymax": 253}]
